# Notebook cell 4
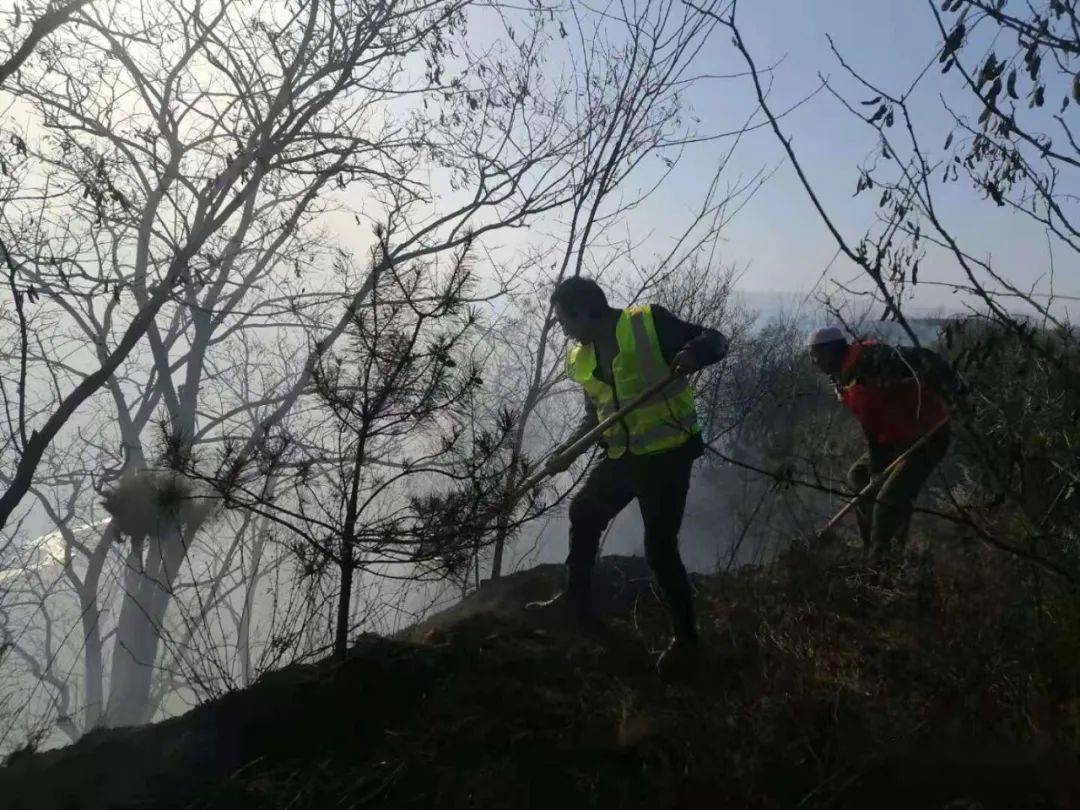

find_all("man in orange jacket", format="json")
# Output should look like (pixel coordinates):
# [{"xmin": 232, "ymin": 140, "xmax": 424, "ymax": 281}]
[{"xmin": 808, "ymin": 327, "xmax": 962, "ymax": 556}]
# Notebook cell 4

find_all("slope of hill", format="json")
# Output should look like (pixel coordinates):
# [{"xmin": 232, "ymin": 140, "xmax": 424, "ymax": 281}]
[{"xmin": 1, "ymin": 546, "xmax": 1076, "ymax": 809}]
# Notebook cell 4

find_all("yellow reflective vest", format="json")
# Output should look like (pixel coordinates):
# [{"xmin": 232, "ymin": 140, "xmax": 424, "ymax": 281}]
[{"xmin": 566, "ymin": 305, "xmax": 699, "ymax": 458}]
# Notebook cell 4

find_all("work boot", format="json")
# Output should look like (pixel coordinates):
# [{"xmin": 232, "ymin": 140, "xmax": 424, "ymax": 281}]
[
  {"xmin": 656, "ymin": 635, "xmax": 699, "ymax": 681},
  {"xmin": 526, "ymin": 562, "xmax": 594, "ymax": 617}
]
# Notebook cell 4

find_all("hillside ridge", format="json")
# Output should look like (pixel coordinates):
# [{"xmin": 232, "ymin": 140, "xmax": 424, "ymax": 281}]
[{"xmin": 0, "ymin": 550, "xmax": 1072, "ymax": 809}]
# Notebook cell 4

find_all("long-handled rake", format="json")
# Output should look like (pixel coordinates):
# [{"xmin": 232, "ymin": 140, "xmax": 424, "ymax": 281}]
[
  {"xmin": 816, "ymin": 415, "xmax": 951, "ymax": 543},
  {"xmin": 509, "ymin": 369, "xmax": 681, "ymax": 503},
  {"xmin": 451, "ymin": 369, "xmax": 683, "ymax": 589}
]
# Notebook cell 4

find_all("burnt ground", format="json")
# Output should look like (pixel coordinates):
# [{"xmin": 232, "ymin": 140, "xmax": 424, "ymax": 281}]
[{"xmin": 2, "ymin": 545, "xmax": 1078, "ymax": 809}]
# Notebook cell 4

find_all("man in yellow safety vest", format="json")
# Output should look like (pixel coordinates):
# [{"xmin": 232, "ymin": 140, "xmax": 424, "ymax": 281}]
[{"xmin": 533, "ymin": 276, "xmax": 728, "ymax": 673}]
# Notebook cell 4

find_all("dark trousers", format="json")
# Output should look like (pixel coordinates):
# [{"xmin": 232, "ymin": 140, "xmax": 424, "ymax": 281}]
[
  {"xmin": 566, "ymin": 442, "xmax": 698, "ymax": 643},
  {"xmin": 848, "ymin": 429, "xmax": 950, "ymax": 555}
]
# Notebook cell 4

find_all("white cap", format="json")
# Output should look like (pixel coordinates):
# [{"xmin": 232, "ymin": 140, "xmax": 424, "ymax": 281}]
[{"xmin": 806, "ymin": 326, "xmax": 846, "ymax": 347}]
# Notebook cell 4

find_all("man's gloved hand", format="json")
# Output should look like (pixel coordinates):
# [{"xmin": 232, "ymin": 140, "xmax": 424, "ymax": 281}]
[
  {"xmin": 671, "ymin": 346, "xmax": 701, "ymax": 376},
  {"xmin": 543, "ymin": 453, "xmax": 573, "ymax": 476}
]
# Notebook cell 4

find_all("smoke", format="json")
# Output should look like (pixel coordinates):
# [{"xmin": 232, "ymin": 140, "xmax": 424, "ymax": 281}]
[{"xmin": 515, "ymin": 462, "xmax": 766, "ymax": 576}]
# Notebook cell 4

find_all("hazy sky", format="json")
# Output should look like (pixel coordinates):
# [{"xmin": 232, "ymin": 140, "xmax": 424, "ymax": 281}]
[
  {"xmin": 320, "ymin": 0, "xmax": 1077, "ymax": 320},
  {"xmin": 637, "ymin": 0, "xmax": 1079, "ymax": 316}
]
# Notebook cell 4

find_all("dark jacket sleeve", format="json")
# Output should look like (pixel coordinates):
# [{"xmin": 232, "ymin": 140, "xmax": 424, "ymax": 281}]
[
  {"xmin": 861, "ymin": 344, "xmax": 963, "ymax": 403},
  {"xmin": 650, "ymin": 305, "xmax": 729, "ymax": 368},
  {"xmin": 909, "ymin": 347, "xmax": 965, "ymax": 404}
]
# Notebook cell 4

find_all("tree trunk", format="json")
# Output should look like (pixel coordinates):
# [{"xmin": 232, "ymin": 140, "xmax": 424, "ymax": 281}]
[
  {"xmin": 334, "ymin": 544, "xmax": 354, "ymax": 662},
  {"xmin": 238, "ymin": 528, "xmax": 267, "ymax": 687},
  {"xmin": 489, "ymin": 507, "xmax": 513, "ymax": 579},
  {"xmin": 79, "ymin": 529, "xmax": 113, "ymax": 730},
  {"xmin": 103, "ymin": 525, "xmax": 186, "ymax": 727},
  {"xmin": 489, "ymin": 458, "xmax": 520, "ymax": 579}
]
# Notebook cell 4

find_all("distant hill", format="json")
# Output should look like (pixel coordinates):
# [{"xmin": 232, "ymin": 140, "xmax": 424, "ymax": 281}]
[{"xmin": 733, "ymin": 289, "xmax": 963, "ymax": 345}]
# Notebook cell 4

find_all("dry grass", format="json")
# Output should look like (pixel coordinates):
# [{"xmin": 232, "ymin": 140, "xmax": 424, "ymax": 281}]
[{"xmin": 2, "ymin": 542, "xmax": 1077, "ymax": 809}]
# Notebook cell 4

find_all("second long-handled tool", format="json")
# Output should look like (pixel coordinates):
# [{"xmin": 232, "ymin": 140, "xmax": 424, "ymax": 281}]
[{"xmin": 816, "ymin": 415, "xmax": 951, "ymax": 542}]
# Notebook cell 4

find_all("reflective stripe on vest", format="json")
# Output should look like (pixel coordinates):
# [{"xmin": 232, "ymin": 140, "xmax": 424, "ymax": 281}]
[{"xmin": 566, "ymin": 305, "xmax": 699, "ymax": 458}]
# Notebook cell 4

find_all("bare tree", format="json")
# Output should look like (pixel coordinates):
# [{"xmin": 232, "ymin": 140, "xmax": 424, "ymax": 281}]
[
  {"xmin": 231, "ymin": 247, "xmax": 492, "ymax": 660},
  {"xmin": 0, "ymin": 0, "xmax": 637, "ymax": 738},
  {"xmin": 0, "ymin": 0, "xmax": 93, "ymax": 88}
]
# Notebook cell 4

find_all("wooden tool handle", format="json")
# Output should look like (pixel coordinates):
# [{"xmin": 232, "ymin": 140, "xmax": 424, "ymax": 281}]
[
  {"xmin": 512, "ymin": 369, "xmax": 682, "ymax": 500},
  {"xmin": 818, "ymin": 415, "xmax": 951, "ymax": 537}
]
